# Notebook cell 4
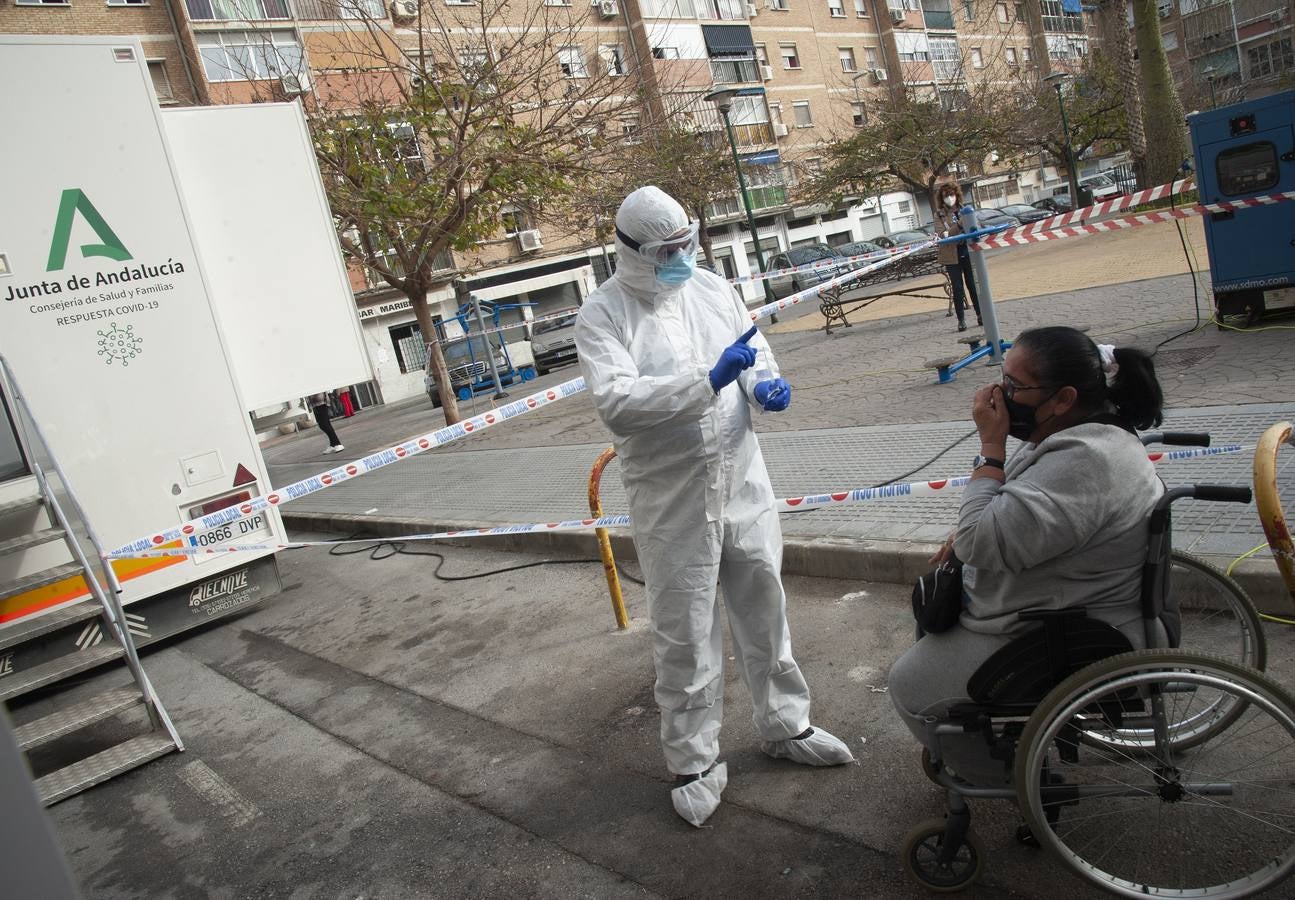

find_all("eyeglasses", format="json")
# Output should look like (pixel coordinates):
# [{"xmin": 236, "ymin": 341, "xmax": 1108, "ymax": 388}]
[
  {"xmin": 616, "ymin": 221, "xmax": 700, "ymax": 265},
  {"xmin": 1000, "ymin": 373, "xmax": 1055, "ymax": 400}
]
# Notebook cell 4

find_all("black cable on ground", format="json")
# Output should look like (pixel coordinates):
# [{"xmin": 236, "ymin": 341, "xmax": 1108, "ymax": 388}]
[
  {"xmin": 1152, "ymin": 178, "xmax": 1205, "ymax": 357},
  {"xmin": 869, "ymin": 427, "xmax": 979, "ymax": 488},
  {"xmin": 326, "ymin": 532, "xmax": 645, "ymax": 585}
]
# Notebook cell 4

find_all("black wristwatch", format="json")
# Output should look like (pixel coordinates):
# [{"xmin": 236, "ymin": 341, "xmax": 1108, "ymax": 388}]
[{"xmin": 972, "ymin": 454, "xmax": 1005, "ymax": 470}]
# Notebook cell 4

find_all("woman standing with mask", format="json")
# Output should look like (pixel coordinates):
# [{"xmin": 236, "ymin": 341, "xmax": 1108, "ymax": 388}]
[
  {"xmin": 934, "ymin": 182, "xmax": 981, "ymax": 332},
  {"xmin": 887, "ymin": 326, "xmax": 1165, "ymax": 784}
]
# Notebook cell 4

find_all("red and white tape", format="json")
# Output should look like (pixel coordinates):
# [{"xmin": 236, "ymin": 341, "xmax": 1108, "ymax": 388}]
[
  {"xmin": 975, "ymin": 186, "xmax": 1295, "ymax": 251},
  {"xmin": 105, "ymin": 444, "xmax": 1244, "ymax": 559},
  {"xmin": 728, "ymin": 244, "xmax": 914, "ymax": 286},
  {"xmin": 746, "ymin": 241, "xmax": 936, "ymax": 322}
]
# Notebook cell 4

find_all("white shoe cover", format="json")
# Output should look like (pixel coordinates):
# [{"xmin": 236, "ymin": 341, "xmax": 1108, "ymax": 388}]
[
  {"xmin": 762, "ymin": 727, "xmax": 855, "ymax": 766},
  {"xmin": 671, "ymin": 762, "xmax": 728, "ymax": 827}
]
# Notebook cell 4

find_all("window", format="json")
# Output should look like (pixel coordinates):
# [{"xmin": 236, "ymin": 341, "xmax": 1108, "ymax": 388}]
[
  {"xmin": 389, "ymin": 322, "xmax": 428, "ymax": 374},
  {"xmin": 500, "ymin": 207, "xmax": 530, "ymax": 236},
  {"xmin": 1022, "ymin": 46, "xmax": 1032, "ymax": 62},
  {"xmin": 197, "ymin": 31, "xmax": 303, "ymax": 82},
  {"xmin": 745, "ymin": 236, "xmax": 781, "ymax": 273},
  {"xmin": 712, "ymin": 56, "xmax": 759, "ymax": 82},
  {"xmin": 621, "ymin": 117, "xmax": 641, "ymax": 143},
  {"xmin": 1014, "ymin": 0, "xmax": 1024, "ymax": 18},
  {"xmin": 1040, "ymin": 0, "xmax": 1083, "ymax": 33},
  {"xmin": 15, "ymin": 0, "xmax": 69, "ymax": 5},
  {"xmin": 851, "ymin": 101, "xmax": 867, "ymax": 126},
  {"xmin": 897, "ymin": 199, "xmax": 912, "ymax": 213},
  {"xmin": 929, "ymin": 35, "xmax": 958, "ymax": 77},
  {"xmin": 855, "ymin": 0, "xmax": 867, "ymax": 13},
  {"xmin": 755, "ymin": 43, "xmax": 769, "ymax": 65},
  {"xmin": 780, "ymin": 43, "xmax": 801, "ymax": 68},
  {"xmin": 147, "ymin": 59, "xmax": 175, "ymax": 102},
  {"xmin": 600, "ymin": 44, "xmax": 625, "ymax": 75},
  {"xmin": 1160, "ymin": 30, "xmax": 1178, "ymax": 52},
  {"xmin": 651, "ymin": 46, "xmax": 680, "ymax": 59},
  {"xmin": 962, "ymin": 0, "xmax": 973, "ymax": 19},
  {"xmin": 995, "ymin": 1, "xmax": 1008, "ymax": 20},
  {"xmin": 1216, "ymin": 141, "xmax": 1279, "ymax": 196},
  {"xmin": 839, "ymin": 47, "xmax": 857, "ymax": 71},
  {"xmin": 108, "ymin": 0, "xmax": 149, "ymax": 5},
  {"xmin": 970, "ymin": 47, "xmax": 984, "ymax": 67},
  {"xmin": 828, "ymin": 0, "xmax": 845, "ymax": 13},
  {"xmin": 865, "ymin": 46, "xmax": 879, "ymax": 67},
  {"xmin": 792, "ymin": 100, "xmax": 812, "ymax": 126},
  {"xmin": 1005, "ymin": 46, "xmax": 1018, "ymax": 64},
  {"xmin": 558, "ymin": 46, "xmax": 587, "ymax": 78},
  {"xmin": 1247, "ymin": 37, "xmax": 1293, "ymax": 79},
  {"xmin": 544, "ymin": 0, "xmax": 570, "ymax": 4},
  {"xmin": 896, "ymin": 32, "xmax": 930, "ymax": 61},
  {"xmin": 768, "ymin": 0, "xmax": 788, "ymax": 8}
]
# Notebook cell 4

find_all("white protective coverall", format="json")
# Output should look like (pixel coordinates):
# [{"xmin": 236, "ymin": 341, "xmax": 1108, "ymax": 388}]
[{"xmin": 575, "ymin": 187, "xmax": 845, "ymax": 786}]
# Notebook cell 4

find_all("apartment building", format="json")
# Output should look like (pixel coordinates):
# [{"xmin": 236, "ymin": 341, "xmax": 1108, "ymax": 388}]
[
  {"xmin": 1148, "ymin": 0, "xmax": 1292, "ymax": 111},
  {"xmin": 2, "ymin": 0, "xmax": 1112, "ymax": 402}
]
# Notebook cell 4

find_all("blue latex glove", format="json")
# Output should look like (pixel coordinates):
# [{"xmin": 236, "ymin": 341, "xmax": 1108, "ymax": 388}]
[
  {"xmin": 708, "ymin": 325, "xmax": 758, "ymax": 393},
  {"xmin": 754, "ymin": 377, "xmax": 791, "ymax": 412}
]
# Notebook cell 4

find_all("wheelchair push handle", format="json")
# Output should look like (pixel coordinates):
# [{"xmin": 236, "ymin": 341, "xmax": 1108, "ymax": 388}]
[
  {"xmin": 1192, "ymin": 485, "xmax": 1253, "ymax": 504},
  {"xmin": 1142, "ymin": 431, "xmax": 1211, "ymax": 447}
]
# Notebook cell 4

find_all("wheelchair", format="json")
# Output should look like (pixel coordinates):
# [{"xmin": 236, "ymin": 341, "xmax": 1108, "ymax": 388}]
[{"xmin": 902, "ymin": 484, "xmax": 1295, "ymax": 897}]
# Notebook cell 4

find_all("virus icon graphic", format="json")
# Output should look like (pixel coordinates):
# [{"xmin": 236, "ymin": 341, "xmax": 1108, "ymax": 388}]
[{"xmin": 97, "ymin": 323, "xmax": 143, "ymax": 366}]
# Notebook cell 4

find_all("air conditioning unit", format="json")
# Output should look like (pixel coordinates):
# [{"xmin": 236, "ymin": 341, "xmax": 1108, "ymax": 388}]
[
  {"xmin": 745, "ymin": 1, "xmax": 758, "ymax": 13},
  {"xmin": 598, "ymin": 0, "xmax": 618, "ymax": 17},
  {"xmin": 873, "ymin": 66, "xmax": 889, "ymax": 81},
  {"xmin": 279, "ymin": 72, "xmax": 306, "ymax": 95},
  {"xmin": 517, "ymin": 229, "xmax": 543, "ymax": 252},
  {"xmin": 760, "ymin": 63, "xmax": 774, "ymax": 80},
  {"xmin": 890, "ymin": 8, "xmax": 905, "ymax": 22},
  {"xmin": 773, "ymin": 122, "xmax": 789, "ymax": 136},
  {"xmin": 1156, "ymin": 0, "xmax": 1172, "ymax": 16},
  {"xmin": 391, "ymin": 0, "xmax": 417, "ymax": 18}
]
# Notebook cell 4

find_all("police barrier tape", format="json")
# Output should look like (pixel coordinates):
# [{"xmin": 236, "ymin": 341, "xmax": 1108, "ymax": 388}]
[
  {"xmin": 973, "ymin": 187, "xmax": 1295, "ymax": 251},
  {"xmin": 994, "ymin": 178, "xmax": 1194, "ymax": 243},
  {"xmin": 108, "ymin": 240, "xmax": 933, "ymax": 561},
  {"xmin": 726, "ymin": 244, "xmax": 914, "ymax": 286},
  {"xmin": 105, "ymin": 444, "xmax": 1245, "ymax": 559}
]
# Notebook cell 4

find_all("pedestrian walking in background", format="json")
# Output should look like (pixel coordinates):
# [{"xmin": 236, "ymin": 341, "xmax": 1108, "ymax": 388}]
[
  {"xmin": 308, "ymin": 392, "xmax": 344, "ymax": 455},
  {"xmin": 935, "ymin": 182, "xmax": 982, "ymax": 332}
]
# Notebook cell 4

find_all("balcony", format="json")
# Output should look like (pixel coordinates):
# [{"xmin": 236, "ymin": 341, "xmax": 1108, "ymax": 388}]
[
  {"xmin": 292, "ymin": 0, "xmax": 386, "ymax": 18},
  {"xmin": 922, "ymin": 0, "xmax": 954, "ymax": 29},
  {"xmin": 731, "ymin": 121, "xmax": 774, "ymax": 147},
  {"xmin": 746, "ymin": 184, "xmax": 788, "ymax": 210},
  {"xmin": 710, "ymin": 57, "xmax": 760, "ymax": 84},
  {"xmin": 696, "ymin": 0, "xmax": 747, "ymax": 19},
  {"xmin": 186, "ymin": 0, "xmax": 290, "ymax": 21}
]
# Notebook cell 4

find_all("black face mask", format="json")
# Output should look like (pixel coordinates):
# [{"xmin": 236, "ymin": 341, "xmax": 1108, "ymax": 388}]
[{"xmin": 1003, "ymin": 390, "xmax": 1058, "ymax": 442}]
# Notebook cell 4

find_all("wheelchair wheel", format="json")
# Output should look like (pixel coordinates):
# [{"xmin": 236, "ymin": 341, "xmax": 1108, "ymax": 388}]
[
  {"xmin": 1080, "ymin": 553, "xmax": 1266, "ymax": 754},
  {"xmin": 1016, "ymin": 650, "xmax": 1295, "ymax": 898},
  {"xmin": 900, "ymin": 818, "xmax": 984, "ymax": 892}
]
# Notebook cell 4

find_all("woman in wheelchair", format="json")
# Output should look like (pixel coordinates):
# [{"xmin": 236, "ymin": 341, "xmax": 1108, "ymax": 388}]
[{"xmin": 889, "ymin": 325, "xmax": 1165, "ymax": 785}]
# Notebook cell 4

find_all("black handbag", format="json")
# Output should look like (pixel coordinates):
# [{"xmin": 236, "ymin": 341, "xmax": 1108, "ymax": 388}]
[{"xmin": 912, "ymin": 557, "xmax": 964, "ymax": 634}]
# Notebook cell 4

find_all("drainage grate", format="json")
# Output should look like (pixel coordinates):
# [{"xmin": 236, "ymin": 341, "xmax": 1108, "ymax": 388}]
[{"xmin": 1154, "ymin": 347, "xmax": 1218, "ymax": 369}]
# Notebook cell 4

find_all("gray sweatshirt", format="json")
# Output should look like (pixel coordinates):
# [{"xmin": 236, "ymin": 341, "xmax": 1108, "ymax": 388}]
[{"xmin": 954, "ymin": 422, "xmax": 1164, "ymax": 637}]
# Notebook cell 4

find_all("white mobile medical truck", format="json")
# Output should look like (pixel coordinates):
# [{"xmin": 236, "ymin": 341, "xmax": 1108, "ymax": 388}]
[{"xmin": 1, "ymin": 35, "xmax": 369, "ymax": 797}]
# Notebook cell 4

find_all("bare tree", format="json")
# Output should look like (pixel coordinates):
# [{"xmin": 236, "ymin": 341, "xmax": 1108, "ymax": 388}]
[{"xmin": 1129, "ymin": 0, "xmax": 1189, "ymax": 185}]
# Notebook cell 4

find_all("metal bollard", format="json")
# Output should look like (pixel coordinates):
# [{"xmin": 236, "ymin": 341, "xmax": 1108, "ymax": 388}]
[
  {"xmin": 958, "ymin": 205, "xmax": 1005, "ymax": 365},
  {"xmin": 588, "ymin": 446, "xmax": 629, "ymax": 630}
]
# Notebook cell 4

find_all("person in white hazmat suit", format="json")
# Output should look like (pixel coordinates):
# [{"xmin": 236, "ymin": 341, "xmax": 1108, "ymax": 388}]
[{"xmin": 575, "ymin": 186, "xmax": 854, "ymax": 828}]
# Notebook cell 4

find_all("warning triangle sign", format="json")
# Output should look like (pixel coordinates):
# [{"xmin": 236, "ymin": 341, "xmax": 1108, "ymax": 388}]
[{"xmin": 233, "ymin": 464, "xmax": 258, "ymax": 487}]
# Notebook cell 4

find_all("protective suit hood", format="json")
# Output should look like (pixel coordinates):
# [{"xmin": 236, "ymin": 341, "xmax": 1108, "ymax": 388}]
[{"xmin": 614, "ymin": 186, "xmax": 691, "ymax": 303}]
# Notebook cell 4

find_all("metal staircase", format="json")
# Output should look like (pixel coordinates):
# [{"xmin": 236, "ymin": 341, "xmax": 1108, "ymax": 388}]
[{"xmin": 0, "ymin": 354, "xmax": 181, "ymax": 805}]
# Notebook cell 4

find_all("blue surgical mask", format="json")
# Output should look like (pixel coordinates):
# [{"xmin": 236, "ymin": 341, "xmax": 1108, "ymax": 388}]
[{"xmin": 655, "ymin": 249, "xmax": 696, "ymax": 288}]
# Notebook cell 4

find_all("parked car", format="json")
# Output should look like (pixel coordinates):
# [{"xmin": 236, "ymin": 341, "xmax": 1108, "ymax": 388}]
[
  {"xmin": 1079, "ymin": 172, "xmax": 1121, "ymax": 200},
  {"xmin": 974, "ymin": 208, "xmax": 1023, "ymax": 230},
  {"xmin": 530, "ymin": 307, "xmax": 579, "ymax": 376},
  {"xmin": 835, "ymin": 240, "xmax": 887, "ymax": 260},
  {"xmin": 766, "ymin": 243, "xmax": 847, "ymax": 300},
  {"xmin": 1032, "ymin": 195, "xmax": 1074, "ymax": 214},
  {"xmin": 874, "ymin": 230, "xmax": 931, "ymax": 249},
  {"xmin": 424, "ymin": 333, "xmax": 508, "ymax": 408},
  {"xmin": 997, "ymin": 203, "xmax": 1054, "ymax": 224}
]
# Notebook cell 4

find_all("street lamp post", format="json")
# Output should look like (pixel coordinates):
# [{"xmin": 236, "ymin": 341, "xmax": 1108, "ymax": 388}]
[
  {"xmin": 1044, "ymin": 72, "xmax": 1081, "ymax": 206},
  {"xmin": 704, "ymin": 88, "xmax": 778, "ymax": 310},
  {"xmin": 1203, "ymin": 66, "xmax": 1218, "ymax": 109}
]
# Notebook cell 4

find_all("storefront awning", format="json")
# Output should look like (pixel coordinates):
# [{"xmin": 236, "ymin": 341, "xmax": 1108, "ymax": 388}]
[{"xmin": 702, "ymin": 24, "xmax": 756, "ymax": 58}]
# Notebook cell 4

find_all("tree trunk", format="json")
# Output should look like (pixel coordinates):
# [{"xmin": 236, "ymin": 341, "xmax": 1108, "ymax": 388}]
[
  {"xmin": 696, "ymin": 206, "xmax": 715, "ymax": 266},
  {"xmin": 409, "ymin": 285, "xmax": 460, "ymax": 426},
  {"xmin": 1131, "ymin": 0, "xmax": 1188, "ymax": 185},
  {"xmin": 1100, "ymin": 0, "xmax": 1149, "ymax": 185}
]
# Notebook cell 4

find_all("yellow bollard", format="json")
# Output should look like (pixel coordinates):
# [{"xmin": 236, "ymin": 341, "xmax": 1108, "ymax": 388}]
[
  {"xmin": 1254, "ymin": 421, "xmax": 1295, "ymax": 609},
  {"xmin": 588, "ymin": 446, "xmax": 629, "ymax": 630}
]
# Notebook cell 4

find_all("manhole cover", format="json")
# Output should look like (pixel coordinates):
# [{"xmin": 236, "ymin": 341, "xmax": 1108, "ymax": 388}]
[{"xmin": 1155, "ymin": 347, "xmax": 1218, "ymax": 369}]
